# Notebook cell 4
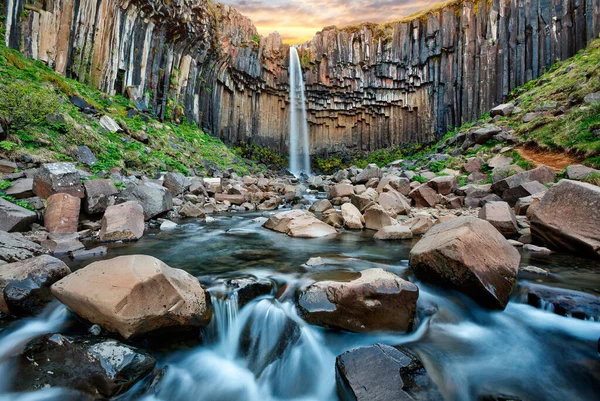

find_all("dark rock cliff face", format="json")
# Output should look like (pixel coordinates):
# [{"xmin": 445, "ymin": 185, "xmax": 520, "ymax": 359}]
[{"xmin": 2, "ymin": 0, "xmax": 600, "ymax": 156}]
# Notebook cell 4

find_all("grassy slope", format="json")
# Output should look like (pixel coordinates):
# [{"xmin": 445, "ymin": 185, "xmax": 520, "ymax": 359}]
[{"xmin": 0, "ymin": 44, "xmax": 259, "ymax": 176}]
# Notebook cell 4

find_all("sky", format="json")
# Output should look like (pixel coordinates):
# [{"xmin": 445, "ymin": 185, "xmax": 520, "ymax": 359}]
[{"xmin": 220, "ymin": 0, "xmax": 437, "ymax": 44}]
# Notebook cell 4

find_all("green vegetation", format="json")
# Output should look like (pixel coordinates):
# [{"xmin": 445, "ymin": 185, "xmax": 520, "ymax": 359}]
[
  {"xmin": 0, "ymin": 180, "xmax": 11, "ymax": 190},
  {"xmin": 234, "ymin": 144, "xmax": 286, "ymax": 170},
  {"xmin": 0, "ymin": 194, "xmax": 36, "ymax": 211},
  {"xmin": 0, "ymin": 43, "xmax": 259, "ymax": 176}
]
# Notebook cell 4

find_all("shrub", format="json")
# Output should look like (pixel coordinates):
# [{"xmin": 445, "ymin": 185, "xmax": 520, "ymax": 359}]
[
  {"xmin": 0, "ymin": 141, "xmax": 19, "ymax": 152},
  {"xmin": 0, "ymin": 81, "xmax": 60, "ymax": 130}
]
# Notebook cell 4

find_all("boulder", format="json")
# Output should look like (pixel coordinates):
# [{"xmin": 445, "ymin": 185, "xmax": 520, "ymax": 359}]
[
  {"xmin": 377, "ymin": 190, "xmax": 410, "ymax": 217},
  {"xmin": 377, "ymin": 176, "xmax": 410, "ymax": 195},
  {"xmin": 0, "ymin": 230, "xmax": 45, "ymax": 262},
  {"xmin": 583, "ymin": 91, "xmax": 600, "ymax": 104},
  {"xmin": 51, "ymin": 255, "xmax": 212, "ymax": 338},
  {"xmin": 487, "ymin": 154, "xmax": 514, "ymax": 169},
  {"xmin": 491, "ymin": 166, "xmax": 555, "ymax": 204},
  {"xmin": 523, "ymin": 283, "xmax": 600, "ymax": 320},
  {"xmin": 179, "ymin": 202, "xmax": 205, "ymax": 218},
  {"xmin": 76, "ymin": 145, "xmax": 97, "ymax": 166},
  {"xmin": 215, "ymin": 193, "xmax": 245, "ymax": 205},
  {"xmin": 490, "ymin": 103, "xmax": 515, "ymax": 117},
  {"xmin": 341, "ymin": 203, "xmax": 364, "ymax": 229},
  {"xmin": 83, "ymin": 179, "xmax": 118, "ymax": 214},
  {"xmin": 478, "ymin": 201, "xmax": 519, "ymax": 237},
  {"xmin": 0, "ymin": 159, "xmax": 17, "ymax": 174},
  {"xmin": 363, "ymin": 204, "xmax": 396, "ymax": 231},
  {"xmin": 427, "ymin": 176, "xmax": 458, "ymax": 195},
  {"xmin": 226, "ymin": 277, "xmax": 274, "ymax": 308},
  {"xmin": 5, "ymin": 178, "xmax": 34, "ymax": 199},
  {"xmin": 565, "ymin": 164, "xmax": 600, "ymax": 180},
  {"xmin": 409, "ymin": 184, "xmax": 441, "ymax": 208},
  {"xmin": 18, "ymin": 334, "xmax": 155, "ymax": 398},
  {"xmin": 0, "ymin": 255, "xmax": 71, "ymax": 316},
  {"xmin": 323, "ymin": 209, "xmax": 345, "ymax": 228},
  {"xmin": 336, "ymin": 344, "xmax": 438, "ymax": 401},
  {"xmin": 351, "ymin": 190, "xmax": 378, "ymax": 213},
  {"xmin": 406, "ymin": 216, "xmax": 435, "ymax": 236},
  {"xmin": 0, "ymin": 197, "xmax": 37, "ymax": 232},
  {"xmin": 41, "ymin": 233, "xmax": 85, "ymax": 254},
  {"xmin": 462, "ymin": 126, "xmax": 502, "ymax": 148},
  {"xmin": 99, "ymin": 201, "xmax": 144, "ymax": 242},
  {"xmin": 463, "ymin": 157, "xmax": 484, "ymax": 173},
  {"xmin": 298, "ymin": 268, "xmax": 418, "ymax": 333},
  {"xmin": 330, "ymin": 183, "xmax": 354, "ymax": 198},
  {"xmin": 119, "ymin": 182, "xmax": 173, "ymax": 220},
  {"xmin": 163, "ymin": 172, "xmax": 189, "ymax": 195},
  {"xmin": 99, "ymin": 115, "xmax": 122, "ymax": 132},
  {"xmin": 263, "ymin": 210, "xmax": 337, "ymax": 238},
  {"xmin": 257, "ymin": 198, "xmax": 279, "ymax": 211},
  {"xmin": 409, "ymin": 216, "xmax": 520, "ymax": 309},
  {"xmin": 354, "ymin": 164, "xmax": 381, "ymax": 184},
  {"xmin": 501, "ymin": 180, "xmax": 548, "ymax": 205},
  {"xmin": 33, "ymin": 163, "xmax": 84, "ymax": 199},
  {"xmin": 373, "ymin": 225, "xmax": 413, "ymax": 240},
  {"xmin": 44, "ymin": 193, "xmax": 81, "ymax": 233},
  {"xmin": 530, "ymin": 180, "xmax": 600, "ymax": 257},
  {"xmin": 309, "ymin": 199, "xmax": 333, "ymax": 213}
]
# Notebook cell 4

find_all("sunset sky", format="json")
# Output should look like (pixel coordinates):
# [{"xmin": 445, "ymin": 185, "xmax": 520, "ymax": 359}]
[{"xmin": 220, "ymin": 0, "xmax": 437, "ymax": 44}]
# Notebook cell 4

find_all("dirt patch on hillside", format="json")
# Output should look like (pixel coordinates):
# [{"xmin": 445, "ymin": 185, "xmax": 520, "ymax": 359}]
[{"xmin": 515, "ymin": 146, "xmax": 582, "ymax": 171}]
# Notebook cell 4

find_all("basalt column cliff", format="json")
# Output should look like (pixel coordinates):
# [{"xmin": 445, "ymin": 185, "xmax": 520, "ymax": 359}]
[{"xmin": 2, "ymin": 0, "xmax": 600, "ymax": 156}]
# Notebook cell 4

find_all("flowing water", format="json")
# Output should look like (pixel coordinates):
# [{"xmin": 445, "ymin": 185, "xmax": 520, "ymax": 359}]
[
  {"xmin": 0, "ymin": 212, "xmax": 599, "ymax": 400},
  {"xmin": 288, "ymin": 47, "xmax": 311, "ymax": 176}
]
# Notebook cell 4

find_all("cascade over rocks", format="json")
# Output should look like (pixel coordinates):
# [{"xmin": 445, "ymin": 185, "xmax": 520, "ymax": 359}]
[
  {"xmin": 297, "ymin": 268, "xmax": 419, "ymax": 333},
  {"xmin": 51, "ymin": 255, "xmax": 212, "ymax": 338},
  {"xmin": 530, "ymin": 180, "xmax": 600, "ymax": 258},
  {"xmin": 409, "ymin": 216, "xmax": 520, "ymax": 309}
]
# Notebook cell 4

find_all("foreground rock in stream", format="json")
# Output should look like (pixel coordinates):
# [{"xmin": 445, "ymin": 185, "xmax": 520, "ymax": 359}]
[
  {"xmin": 263, "ymin": 209, "xmax": 337, "ymax": 238},
  {"xmin": 336, "ymin": 343, "xmax": 441, "ymax": 401},
  {"xmin": 530, "ymin": 180, "xmax": 600, "ymax": 258},
  {"xmin": 16, "ymin": 333, "xmax": 156, "ymax": 398},
  {"xmin": 297, "ymin": 268, "xmax": 418, "ymax": 333},
  {"xmin": 0, "ymin": 255, "xmax": 71, "ymax": 316},
  {"xmin": 409, "ymin": 216, "xmax": 520, "ymax": 310},
  {"xmin": 51, "ymin": 255, "xmax": 212, "ymax": 338},
  {"xmin": 521, "ymin": 283, "xmax": 600, "ymax": 320}
]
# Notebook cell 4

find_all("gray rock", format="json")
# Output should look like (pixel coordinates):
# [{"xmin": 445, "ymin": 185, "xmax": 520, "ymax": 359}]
[
  {"xmin": 490, "ymin": 103, "xmax": 515, "ymax": 117},
  {"xmin": 565, "ymin": 164, "xmax": 600, "ymax": 180},
  {"xmin": 0, "ymin": 230, "xmax": 46, "ymax": 262},
  {"xmin": 0, "ymin": 159, "xmax": 17, "ymax": 174},
  {"xmin": 163, "ymin": 172, "xmax": 190, "ymax": 195},
  {"xmin": 119, "ymin": 182, "xmax": 173, "ymax": 220},
  {"xmin": 583, "ymin": 91, "xmax": 600, "ymax": 104},
  {"xmin": 478, "ymin": 201, "xmax": 519, "ymax": 237},
  {"xmin": 76, "ymin": 146, "xmax": 97, "ymax": 166},
  {"xmin": 33, "ymin": 163, "xmax": 84, "ymax": 199},
  {"xmin": 0, "ymin": 197, "xmax": 37, "ymax": 232},
  {"xmin": 523, "ymin": 283, "xmax": 600, "ymax": 320},
  {"xmin": 5, "ymin": 178, "xmax": 34, "ymax": 199},
  {"xmin": 354, "ymin": 164, "xmax": 381, "ymax": 184},
  {"xmin": 84, "ymin": 179, "xmax": 118, "ymax": 214}
]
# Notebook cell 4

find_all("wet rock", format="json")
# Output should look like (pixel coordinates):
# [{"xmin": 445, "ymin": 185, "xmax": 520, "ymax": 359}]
[
  {"xmin": 5, "ymin": 178, "xmax": 34, "ymax": 199},
  {"xmin": 83, "ymin": 179, "xmax": 118, "ymax": 214},
  {"xmin": 263, "ymin": 210, "xmax": 337, "ymax": 238},
  {"xmin": 519, "ymin": 265, "xmax": 549, "ymax": 275},
  {"xmin": 44, "ymin": 193, "xmax": 81, "ymax": 233},
  {"xmin": 523, "ymin": 283, "xmax": 600, "ymax": 320},
  {"xmin": 99, "ymin": 201, "xmax": 145, "ymax": 242},
  {"xmin": 258, "ymin": 197, "xmax": 279, "ymax": 211},
  {"xmin": 354, "ymin": 164, "xmax": 381, "ymax": 184},
  {"xmin": 341, "ymin": 203, "xmax": 364, "ymax": 229},
  {"xmin": 523, "ymin": 244, "xmax": 553, "ymax": 254},
  {"xmin": 52, "ymin": 255, "xmax": 212, "ymax": 339},
  {"xmin": 530, "ymin": 180, "xmax": 600, "ymax": 257},
  {"xmin": 309, "ymin": 199, "xmax": 333, "ymax": 213},
  {"xmin": 305, "ymin": 257, "xmax": 325, "ymax": 267},
  {"xmin": 0, "ymin": 255, "xmax": 70, "ymax": 316},
  {"xmin": 409, "ymin": 217, "xmax": 520, "ymax": 309},
  {"xmin": 226, "ymin": 277, "xmax": 274, "ymax": 307},
  {"xmin": 478, "ymin": 201, "xmax": 519, "ymax": 237},
  {"xmin": 0, "ymin": 230, "xmax": 46, "ymax": 262},
  {"xmin": 33, "ymin": 163, "xmax": 84, "ymax": 199},
  {"xmin": 163, "ymin": 172, "xmax": 190, "ymax": 195},
  {"xmin": 0, "ymin": 197, "xmax": 37, "ymax": 232},
  {"xmin": 70, "ymin": 246, "xmax": 108, "ymax": 259},
  {"xmin": 373, "ymin": 225, "xmax": 413, "ymax": 240},
  {"xmin": 363, "ymin": 204, "xmax": 396, "ymax": 231},
  {"xmin": 18, "ymin": 333, "xmax": 156, "ymax": 397},
  {"xmin": 298, "ymin": 268, "xmax": 418, "ymax": 333},
  {"xmin": 119, "ymin": 182, "xmax": 173, "ymax": 220},
  {"xmin": 409, "ymin": 184, "xmax": 441, "ymax": 208}
]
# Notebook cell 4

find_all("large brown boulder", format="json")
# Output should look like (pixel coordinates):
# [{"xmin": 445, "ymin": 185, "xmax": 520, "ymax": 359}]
[
  {"xmin": 427, "ymin": 176, "xmax": 458, "ymax": 195},
  {"xmin": 363, "ymin": 204, "xmax": 396, "ymax": 231},
  {"xmin": 297, "ymin": 268, "xmax": 418, "ymax": 333},
  {"xmin": 44, "ymin": 193, "xmax": 81, "ymax": 233},
  {"xmin": 330, "ymin": 184, "xmax": 354, "ymax": 198},
  {"xmin": 530, "ymin": 180, "xmax": 600, "ymax": 258},
  {"xmin": 33, "ymin": 163, "xmax": 84, "ymax": 199},
  {"xmin": 491, "ymin": 166, "xmax": 555, "ymax": 205},
  {"xmin": 341, "ymin": 203, "xmax": 364, "ymax": 229},
  {"xmin": 409, "ymin": 184, "xmax": 441, "ymax": 208},
  {"xmin": 409, "ymin": 216, "xmax": 520, "ymax": 309},
  {"xmin": 263, "ymin": 210, "xmax": 337, "ymax": 238},
  {"xmin": 478, "ymin": 201, "xmax": 519, "ymax": 237},
  {"xmin": 0, "ymin": 255, "xmax": 71, "ymax": 316},
  {"xmin": 51, "ymin": 255, "xmax": 212, "ymax": 338},
  {"xmin": 99, "ymin": 201, "xmax": 144, "ymax": 242},
  {"xmin": 0, "ymin": 197, "xmax": 37, "ymax": 232},
  {"xmin": 377, "ymin": 190, "xmax": 410, "ymax": 217}
]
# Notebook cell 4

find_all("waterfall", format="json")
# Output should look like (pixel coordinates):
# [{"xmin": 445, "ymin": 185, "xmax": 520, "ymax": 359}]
[{"xmin": 288, "ymin": 47, "xmax": 311, "ymax": 176}]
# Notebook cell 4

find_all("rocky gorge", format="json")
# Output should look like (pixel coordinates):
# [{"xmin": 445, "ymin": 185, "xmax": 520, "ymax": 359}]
[{"xmin": 2, "ymin": 0, "xmax": 600, "ymax": 155}]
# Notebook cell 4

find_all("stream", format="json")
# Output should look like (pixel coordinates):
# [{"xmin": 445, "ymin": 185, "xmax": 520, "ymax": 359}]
[{"xmin": 0, "ymin": 211, "xmax": 599, "ymax": 400}]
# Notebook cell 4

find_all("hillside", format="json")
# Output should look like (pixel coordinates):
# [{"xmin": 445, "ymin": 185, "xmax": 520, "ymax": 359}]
[{"xmin": 0, "ymin": 43, "xmax": 258, "ymax": 177}]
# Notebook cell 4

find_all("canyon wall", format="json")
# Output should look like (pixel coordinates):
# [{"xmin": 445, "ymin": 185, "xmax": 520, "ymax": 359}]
[{"xmin": 2, "ymin": 0, "xmax": 600, "ymax": 156}]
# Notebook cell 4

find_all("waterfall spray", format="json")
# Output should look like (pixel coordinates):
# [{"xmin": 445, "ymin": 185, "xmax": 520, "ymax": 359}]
[{"xmin": 288, "ymin": 47, "xmax": 311, "ymax": 175}]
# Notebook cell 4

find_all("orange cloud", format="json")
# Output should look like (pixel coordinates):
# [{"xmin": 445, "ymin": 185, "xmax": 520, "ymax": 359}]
[{"xmin": 221, "ymin": 0, "xmax": 438, "ymax": 44}]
